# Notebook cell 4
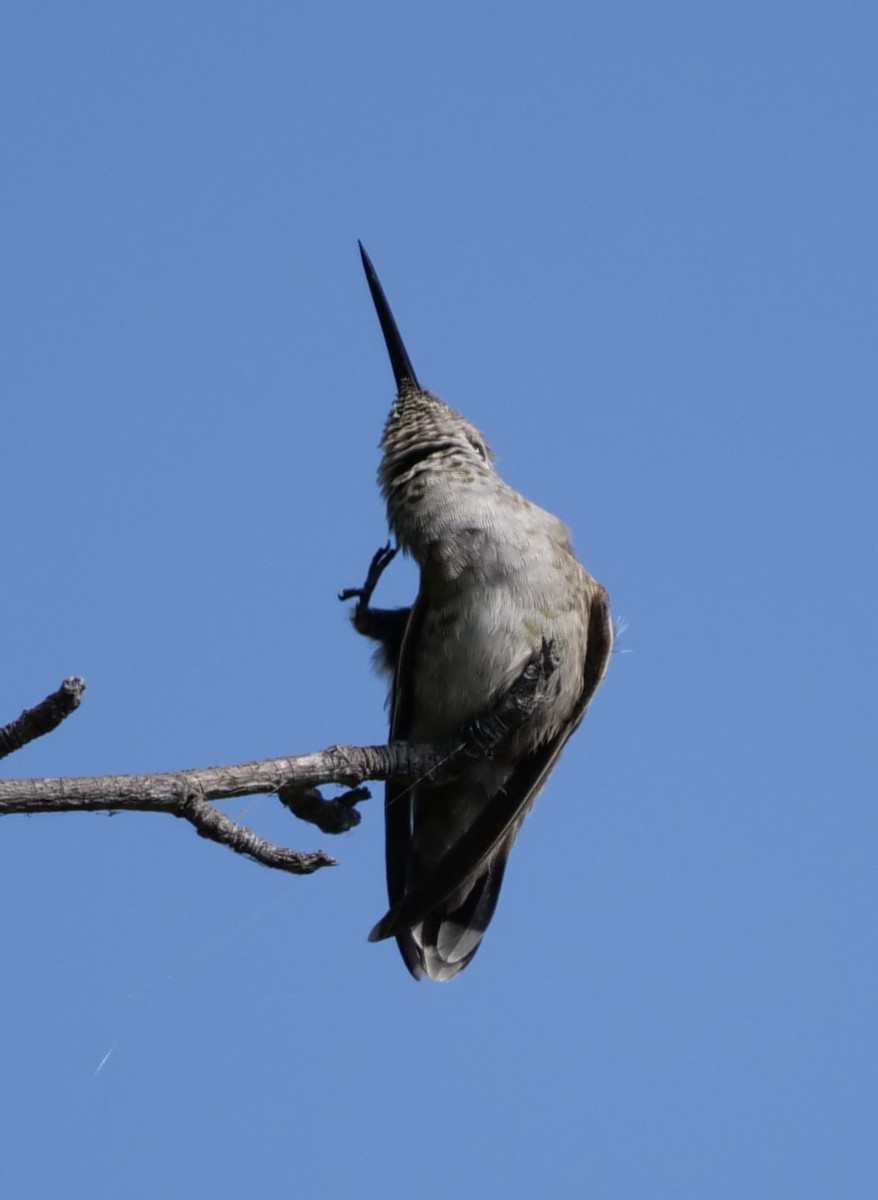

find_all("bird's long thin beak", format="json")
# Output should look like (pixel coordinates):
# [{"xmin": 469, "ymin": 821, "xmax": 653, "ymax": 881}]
[{"xmin": 358, "ymin": 242, "xmax": 421, "ymax": 392}]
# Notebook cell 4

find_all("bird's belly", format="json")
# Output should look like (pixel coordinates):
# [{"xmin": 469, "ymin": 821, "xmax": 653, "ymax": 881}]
[{"xmin": 406, "ymin": 586, "xmax": 582, "ymax": 742}]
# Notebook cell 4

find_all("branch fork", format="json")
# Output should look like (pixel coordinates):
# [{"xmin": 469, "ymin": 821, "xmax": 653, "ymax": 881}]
[{"xmin": 0, "ymin": 643, "xmax": 557, "ymax": 876}]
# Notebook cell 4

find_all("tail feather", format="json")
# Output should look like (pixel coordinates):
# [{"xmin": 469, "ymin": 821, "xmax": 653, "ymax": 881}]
[{"xmin": 395, "ymin": 842, "xmax": 512, "ymax": 982}]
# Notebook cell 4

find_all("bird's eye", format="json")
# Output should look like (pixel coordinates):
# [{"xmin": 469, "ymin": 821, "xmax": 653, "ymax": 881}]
[{"xmin": 467, "ymin": 436, "xmax": 487, "ymax": 461}]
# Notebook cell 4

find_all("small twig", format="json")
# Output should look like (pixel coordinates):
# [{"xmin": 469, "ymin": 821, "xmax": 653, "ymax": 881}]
[
  {"xmin": 0, "ymin": 677, "xmax": 86, "ymax": 761},
  {"xmin": 278, "ymin": 784, "xmax": 369, "ymax": 834},
  {"xmin": 179, "ymin": 786, "xmax": 334, "ymax": 875}
]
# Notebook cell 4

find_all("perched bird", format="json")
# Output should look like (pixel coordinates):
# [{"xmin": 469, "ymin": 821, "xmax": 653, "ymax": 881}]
[{"xmin": 345, "ymin": 243, "xmax": 613, "ymax": 980}]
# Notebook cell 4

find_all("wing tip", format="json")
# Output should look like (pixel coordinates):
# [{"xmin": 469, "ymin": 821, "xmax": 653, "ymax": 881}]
[{"xmin": 367, "ymin": 917, "xmax": 391, "ymax": 943}]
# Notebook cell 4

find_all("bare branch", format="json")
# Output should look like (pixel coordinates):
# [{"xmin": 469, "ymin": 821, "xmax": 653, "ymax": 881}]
[
  {"xmin": 0, "ymin": 677, "xmax": 86, "ymax": 761},
  {"xmin": 0, "ymin": 638, "xmax": 556, "ymax": 876},
  {"xmin": 177, "ymin": 785, "xmax": 335, "ymax": 875},
  {"xmin": 0, "ymin": 744, "xmax": 443, "ymax": 876}
]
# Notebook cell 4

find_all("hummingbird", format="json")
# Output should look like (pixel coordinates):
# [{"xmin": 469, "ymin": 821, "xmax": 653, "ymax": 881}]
[{"xmin": 345, "ymin": 243, "xmax": 614, "ymax": 981}]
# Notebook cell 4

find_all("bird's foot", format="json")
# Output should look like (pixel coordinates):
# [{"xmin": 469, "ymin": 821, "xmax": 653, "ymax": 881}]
[
  {"xmin": 338, "ymin": 542, "xmax": 398, "ymax": 606},
  {"xmin": 460, "ymin": 639, "xmax": 559, "ymax": 758}
]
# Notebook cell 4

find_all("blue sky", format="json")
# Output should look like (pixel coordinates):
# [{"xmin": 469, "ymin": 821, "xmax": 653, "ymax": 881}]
[{"xmin": 2, "ymin": 3, "xmax": 876, "ymax": 1196}]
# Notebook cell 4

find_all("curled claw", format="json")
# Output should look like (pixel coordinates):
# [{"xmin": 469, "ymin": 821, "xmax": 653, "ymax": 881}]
[
  {"xmin": 338, "ymin": 542, "xmax": 398, "ymax": 604},
  {"xmin": 459, "ymin": 639, "xmax": 559, "ymax": 759}
]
